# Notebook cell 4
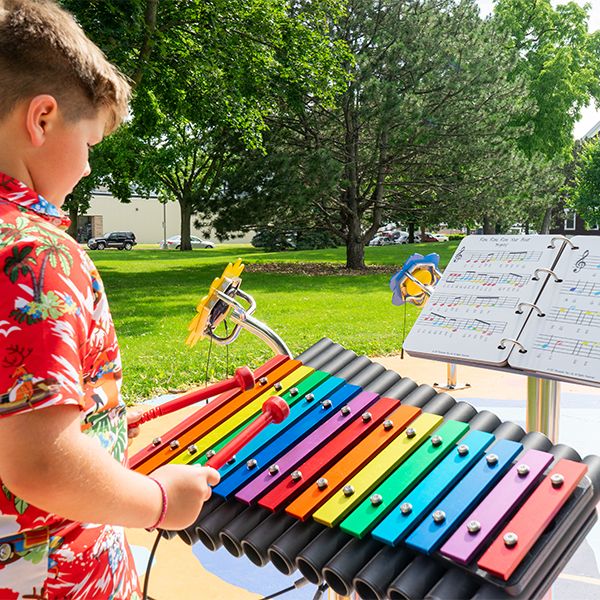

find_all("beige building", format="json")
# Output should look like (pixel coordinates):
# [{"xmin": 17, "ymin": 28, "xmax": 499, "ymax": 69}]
[{"xmin": 79, "ymin": 190, "xmax": 252, "ymax": 245}]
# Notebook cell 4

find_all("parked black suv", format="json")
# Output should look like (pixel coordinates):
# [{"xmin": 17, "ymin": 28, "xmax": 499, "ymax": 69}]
[{"xmin": 87, "ymin": 231, "xmax": 137, "ymax": 250}]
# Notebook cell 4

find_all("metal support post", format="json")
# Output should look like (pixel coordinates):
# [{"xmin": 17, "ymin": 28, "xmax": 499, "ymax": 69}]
[
  {"xmin": 434, "ymin": 363, "xmax": 471, "ymax": 391},
  {"xmin": 526, "ymin": 377, "xmax": 561, "ymax": 443}
]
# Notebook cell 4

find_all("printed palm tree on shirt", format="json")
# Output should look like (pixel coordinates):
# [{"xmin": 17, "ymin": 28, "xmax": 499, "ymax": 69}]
[
  {"xmin": 4, "ymin": 236, "xmax": 74, "ymax": 324},
  {"xmin": 0, "ymin": 215, "xmax": 45, "ymax": 247}
]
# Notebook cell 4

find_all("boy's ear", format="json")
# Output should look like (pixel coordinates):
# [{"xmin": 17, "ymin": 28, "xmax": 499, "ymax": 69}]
[{"xmin": 25, "ymin": 95, "xmax": 59, "ymax": 148}]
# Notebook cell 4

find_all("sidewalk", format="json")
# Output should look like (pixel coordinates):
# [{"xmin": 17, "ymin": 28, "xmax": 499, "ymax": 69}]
[{"xmin": 127, "ymin": 353, "xmax": 600, "ymax": 600}]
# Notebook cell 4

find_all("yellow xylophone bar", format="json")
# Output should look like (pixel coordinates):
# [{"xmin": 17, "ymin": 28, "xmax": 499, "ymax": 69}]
[{"xmin": 312, "ymin": 412, "xmax": 443, "ymax": 527}]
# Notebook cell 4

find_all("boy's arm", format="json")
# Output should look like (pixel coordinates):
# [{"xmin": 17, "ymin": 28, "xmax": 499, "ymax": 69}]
[{"xmin": 0, "ymin": 404, "xmax": 219, "ymax": 530}]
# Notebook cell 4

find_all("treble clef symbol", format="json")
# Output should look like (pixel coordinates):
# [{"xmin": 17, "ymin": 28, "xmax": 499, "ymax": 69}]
[
  {"xmin": 454, "ymin": 247, "xmax": 465, "ymax": 263},
  {"xmin": 574, "ymin": 250, "xmax": 589, "ymax": 274}
]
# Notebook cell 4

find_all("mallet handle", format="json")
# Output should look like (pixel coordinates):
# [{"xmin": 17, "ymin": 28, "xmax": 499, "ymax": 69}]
[
  {"xmin": 128, "ymin": 366, "xmax": 254, "ymax": 430},
  {"xmin": 207, "ymin": 396, "xmax": 289, "ymax": 469}
]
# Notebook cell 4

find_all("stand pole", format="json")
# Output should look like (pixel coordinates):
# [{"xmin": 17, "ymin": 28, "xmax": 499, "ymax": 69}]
[
  {"xmin": 526, "ymin": 377, "xmax": 560, "ymax": 443},
  {"xmin": 434, "ymin": 363, "xmax": 470, "ymax": 391},
  {"xmin": 448, "ymin": 363, "xmax": 457, "ymax": 388}
]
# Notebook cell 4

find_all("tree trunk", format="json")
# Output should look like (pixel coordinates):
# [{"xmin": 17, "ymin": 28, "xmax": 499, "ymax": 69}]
[
  {"xmin": 179, "ymin": 198, "xmax": 193, "ymax": 251},
  {"xmin": 483, "ymin": 214, "xmax": 494, "ymax": 234},
  {"xmin": 66, "ymin": 205, "xmax": 78, "ymax": 240},
  {"xmin": 132, "ymin": 0, "xmax": 159, "ymax": 87},
  {"xmin": 346, "ymin": 234, "xmax": 366, "ymax": 269},
  {"xmin": 408, "ymin": 223, "xmax": 415, "ymax": 243},
  {"xmin": 540, "ymin": 207, "xmax": 552, "ymax": 234}
]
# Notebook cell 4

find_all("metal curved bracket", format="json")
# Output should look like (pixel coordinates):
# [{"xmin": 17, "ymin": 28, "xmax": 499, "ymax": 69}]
[
  {"xmin": 515, "ymin": 302, "xmax": 545, "ymax": 317},
  {"xmin": 532, "ymin": 267, "xmax": 562, "ymax": 283}
]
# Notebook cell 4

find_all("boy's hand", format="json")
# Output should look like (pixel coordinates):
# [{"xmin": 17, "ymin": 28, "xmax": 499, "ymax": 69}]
[
  {"xmin": 149, "ymin": 464, "xmax": 221, "ymax": 531},
  {"xmin": 126, "ymin": 408, "xmax": 144, "ymax": 442}
]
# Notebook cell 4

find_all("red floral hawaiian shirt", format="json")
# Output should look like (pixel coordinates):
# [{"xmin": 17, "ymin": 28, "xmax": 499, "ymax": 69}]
[{"xmin": 0, "ymin": 173, "xmax": 139, "ymax": 598}]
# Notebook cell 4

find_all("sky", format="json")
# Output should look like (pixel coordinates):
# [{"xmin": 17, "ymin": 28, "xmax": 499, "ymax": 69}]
[{"xmin": 477, "ymin": 0, "xmax": 600, "ymax": 138}]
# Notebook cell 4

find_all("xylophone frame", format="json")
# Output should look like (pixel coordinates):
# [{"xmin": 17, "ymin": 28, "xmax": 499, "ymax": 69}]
[{"xmin": 132, "ymin": 339, "xmax": 600, "ymax": 600}]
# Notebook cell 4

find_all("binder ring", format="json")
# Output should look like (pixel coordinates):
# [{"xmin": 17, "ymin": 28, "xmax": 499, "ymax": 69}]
[
  {"xmin": 548, "ymin": 236, "xmax": 579, "ymax": 250},
  {"xmin": 515, "ymin": 302, "xmax": 545, "ymax": 317},
  {"xmin": 532, "ymin": 267, "xmax": 562, "ymax": 283},
  {"xmin": 497, "ymin": 338, "xmax": 527, "ymax": 353}
]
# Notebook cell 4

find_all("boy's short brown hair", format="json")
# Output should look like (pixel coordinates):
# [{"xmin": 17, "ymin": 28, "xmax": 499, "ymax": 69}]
[{"xmin": 0, "ymin": 0, "xmax": 131, "ymax": 133}]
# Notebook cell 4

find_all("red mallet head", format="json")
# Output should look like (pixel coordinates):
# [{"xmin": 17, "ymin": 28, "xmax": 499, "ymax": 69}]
[
  {"xmin": 262, "ymin": 395, "xmax": 290, "ymax": 424},
  {"xmin": 234, "ymin": 366, "xmax": 255, "ymax": 391}
]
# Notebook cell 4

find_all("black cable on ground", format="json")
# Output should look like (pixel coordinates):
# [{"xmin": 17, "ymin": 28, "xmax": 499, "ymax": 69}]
[{"xmin": 142, "ymin": 529, "xmax": 163, "ymax": 600}]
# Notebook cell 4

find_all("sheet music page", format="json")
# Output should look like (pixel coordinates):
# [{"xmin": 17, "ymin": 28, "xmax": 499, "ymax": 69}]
[
  {"xmin": 403, "ymin": 235, "xmax": 560, "ymax": 366},
  {"xmin": 510, "ymin": 236, "xmax": 600, "ymax": 386}
]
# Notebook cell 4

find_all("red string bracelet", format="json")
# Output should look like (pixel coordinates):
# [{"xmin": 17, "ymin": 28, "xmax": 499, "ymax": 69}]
[{"xmin": 146, "ymin": 477, "xmax": 168, "ymax": 531}]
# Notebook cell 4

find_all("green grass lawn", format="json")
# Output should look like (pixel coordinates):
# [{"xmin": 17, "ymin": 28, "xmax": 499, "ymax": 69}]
[{"xmin": 90, "ymin": 241, "xmax": 458, "ymax": 402}]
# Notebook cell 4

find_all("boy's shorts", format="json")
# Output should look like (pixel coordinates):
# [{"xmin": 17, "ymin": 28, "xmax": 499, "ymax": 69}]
[{"xmin": 0, "ymin": 523, "xmax": 141, "ymax": 599}]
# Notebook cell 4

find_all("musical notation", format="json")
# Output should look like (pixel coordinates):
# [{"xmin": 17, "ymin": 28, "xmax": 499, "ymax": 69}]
[
  {"xmin": 533, "ymin": 334, "xmax": 600, "ymax": 361},
  {"xmin": 422, "ymin": 313, "xmax": 506, "ymax": 336},
  {"xmin": 456, "ymin": 250, "xmax": 543, "ymax": 265},
  {"xmin": 561, "ymin": 280, "xmax": 600, "ymax": 298},
  {"xmin": 429, "ymin": 294, "xmax": 519, "ymax": 310},
  {"xmin": 572, "ymin": 250, "xmax": 600, "ymax": 273},
  {"xmin": 546, "ymin": 306, "xmax": 600, "ymax": 328},
  {"xmin": 445, "ymin": 271, "xmax": 527, "ymax": 288}
]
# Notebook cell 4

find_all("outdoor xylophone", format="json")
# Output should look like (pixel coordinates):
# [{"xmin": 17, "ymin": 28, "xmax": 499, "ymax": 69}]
[{"xmin": 129, "ymin": 338, "xmax": 600, "ymax": 599}]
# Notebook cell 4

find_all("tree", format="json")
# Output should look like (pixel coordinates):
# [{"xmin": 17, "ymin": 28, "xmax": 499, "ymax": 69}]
[
  {"xmin": 491, "ymin": 0, "xmax": 600, "ymax": 232},
  {"xmin": 211, "ymin": 0, "xmax": 537, "ymax": 267},
  {"xmin": 569, "ymin": 139, "xmax": 600, "ymax": 227},
  {"xmin": 62, "ymin": 0, "xmax": 348, "ymax": 249},
  {"xmin": 493, "ymin": 0, "xmax": 600, "ymax": 161}
]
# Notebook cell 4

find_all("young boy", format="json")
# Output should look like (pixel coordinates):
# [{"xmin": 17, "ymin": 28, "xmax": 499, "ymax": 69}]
[{"xmin": 0, "ymin": 1, "xmax": 220, "ymax": 597}]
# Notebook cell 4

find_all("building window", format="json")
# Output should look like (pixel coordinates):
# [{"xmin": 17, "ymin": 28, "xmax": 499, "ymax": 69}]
[
  {"xmin": 564, "ymin": 211, "xmax": 577, "ymax": 231},
  {"xmin": 590, "ymin": 223, "xmax": 599, "ymax": 231}
]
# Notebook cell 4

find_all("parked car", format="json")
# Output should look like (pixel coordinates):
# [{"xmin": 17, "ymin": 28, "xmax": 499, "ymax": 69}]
[
  {"xmin": 160, "ymin": 235, "xmax": 215, "ymax": 249},
  {"xmin": 414, "ymin": 232, "xmax": 443, "ymax": 243},
  {"xmin": 369, "ymin": 230, "xmax": 408, "ymax": 246},
  {"xmin": 429, "ymin": 232, "xmax": 449, "ymax": 242},
  {"xmin": 87, "ymin": 231, "xmax": 136, "ymax": 250}
]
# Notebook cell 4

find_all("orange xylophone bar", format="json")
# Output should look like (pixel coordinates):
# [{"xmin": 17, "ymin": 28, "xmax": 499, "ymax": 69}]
[
  {"xmin": 128, "ymin": 354, "xmax": 287, "ymax": 471},
  {"xmin": 219, "ymin": 388, "xmax": 417, "ymax": 558}
]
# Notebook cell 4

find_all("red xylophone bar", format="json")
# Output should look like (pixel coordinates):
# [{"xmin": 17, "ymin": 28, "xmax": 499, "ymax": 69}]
[{"xmin": 128, "ymin": 366, "xmax": 255, "ymax": 430}]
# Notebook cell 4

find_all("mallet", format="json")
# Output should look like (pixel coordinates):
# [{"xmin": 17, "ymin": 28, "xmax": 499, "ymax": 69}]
[
  {"xmin": 206, "ymin": 396, "xmax": 290, "ymax": 470},
  {"xmin": 128, "ymin": 366, "xmax": 255, "ymax": 430}
]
